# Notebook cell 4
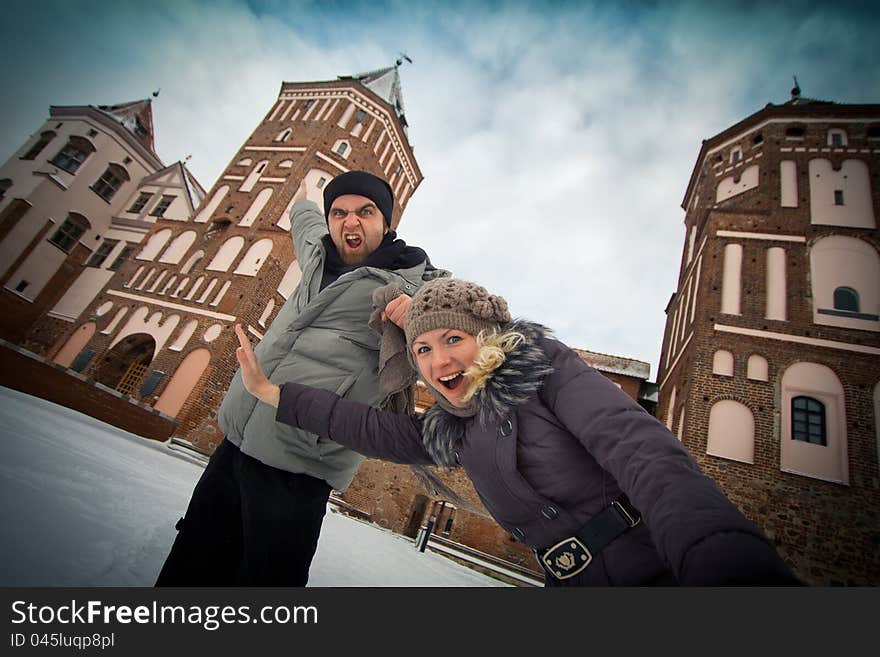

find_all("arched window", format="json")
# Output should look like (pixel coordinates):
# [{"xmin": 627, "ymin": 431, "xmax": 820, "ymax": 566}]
[
  {"xmin": 707, "ymin": 400, "xmax": 755, "ymax": 464},
  {"xmin": 239, "ymin": 188, "xmax": 273, "ymax": 227},
  {"xmin": 0, "ymin": 178, "xmax": 10, "ymax": 200},
  {"xmin": 184, "ymin": 276, "xmax": 205, "ymax": 300},
  {"xmin": 194, "ymin": 185, "xmax": 230, "ymax": 223},
  {"xmin": 791, "ymin": 396, "xmax": 827, "ymax": 446},
  {"xmin": 277, "ymin": 260, "xmax": 303, "ymax": 300},
  {"xmin": 180, "ymin": 249, "xmax": 205, "ymax": 275},
  {"xmin": 234, "ymin": 238, "xmax": 273, "ymax": 276},
  {"xmin": 169, "ymin": 320, "xmax": 198, "ymax": 352},
  {"xmin": 158, "ymin": 231, "xmax": 197, "ymax": 265},
  {"xmin": 22, "ymin": 130, "xmax": 56, "ymax": 160},
  {"xmin": 240, "ymin": 161, "xmax": 268, "ymax": 193},
  {"xmin": 721, "ymin": 244, "xmax": 743, "ymax": 315},
  {"xmin": 49, "ymin": 213, "xmax": 91, "ymax": 252},
  {"xmin": 126, "ymin": 266, "xmax": 145, "ymax": 288},
  {"xmin": 811, "ymin": 236, "xmax": 879, "ymax": 329},
  {"xmin": 781, "ymin": 362, "xmax": 848, "ymax": 484},
  {"xmin": 136, "ymin": 228, "xmax": 172, "ymax": 261},
  {"xmin": 210, "ymin": 280, "xmax": 232, "ymax": 306},
  {"xmin": 712, "ymin": 350, "xmax": 734, "ymax": 377},
  {"xmin": 665, "ymin": 386, "xmax": 676, "ymax": 431},
  {"xmin": 206, "ymin": 236, "xmax": 245, "ymax": 272},
  {"xmin": 746, "ymin": 355, "xmax": 769, "ymax": 382},
  {"xmin": 258, "ymin": 298, "xmax": 275, "ymax": 327},
  {"xmin": 50, "ymin": 136, "xmax": 95, "ymax": 174},
  {"xmin": 833, "ymin": 286, "xmax": 859, "ymax": 313},
  {"xmin": 275, "ymin": 128, "xmax": 292, "ymax": 142},
  {"xmin": 91, "ymin": 163, "xmax": 130, "ymax": 201},
  {"xmin": 153, "ymin": 348, "xmax": 211, "ymax": 418}
]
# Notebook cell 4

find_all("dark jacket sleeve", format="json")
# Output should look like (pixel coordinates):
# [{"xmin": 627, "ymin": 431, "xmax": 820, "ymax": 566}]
[
  {"xmin": 539, "ymin": 338, "xmax": 800, "ymax": 586},
  {"xmin": 276, "ymin": 382, "xmax": 435, "ymax": 466}
]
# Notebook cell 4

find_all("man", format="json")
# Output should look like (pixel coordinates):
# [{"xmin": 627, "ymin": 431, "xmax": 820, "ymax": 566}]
[{"xmin": 156, "ymin": 170, "xmax": 447, "ymax": 585}]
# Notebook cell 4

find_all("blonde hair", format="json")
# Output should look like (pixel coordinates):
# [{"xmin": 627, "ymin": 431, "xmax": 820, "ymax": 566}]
[{"xmin": 461, "ymin": 329, "xmax": 525, "ymax": 402}]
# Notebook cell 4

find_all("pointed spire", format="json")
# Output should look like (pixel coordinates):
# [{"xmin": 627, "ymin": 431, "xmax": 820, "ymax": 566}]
[
  {"xmin": 95, "ymin": 98, "xmax": 157, "ymax": 154},
  {"xmin": 343, "ymin": 65, "xmax": 408, "ymax": 126}
]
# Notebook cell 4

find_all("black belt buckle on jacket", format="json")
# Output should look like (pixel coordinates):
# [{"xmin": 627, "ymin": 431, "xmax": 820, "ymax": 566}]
[{"xmin": 538, "ymin": 497, "xmax": 641, "ymax": 581}]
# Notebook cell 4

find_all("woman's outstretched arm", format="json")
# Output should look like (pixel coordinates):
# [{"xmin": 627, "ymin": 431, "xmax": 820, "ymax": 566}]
[{"xmin": 234, "ymin": 324, "xmax": 434, "ymax": 466}]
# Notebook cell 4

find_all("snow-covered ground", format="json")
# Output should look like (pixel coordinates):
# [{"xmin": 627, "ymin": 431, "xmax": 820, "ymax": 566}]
[{"xmin": 0, "ymin": 386, "xmax": 507, "ymax": 587}]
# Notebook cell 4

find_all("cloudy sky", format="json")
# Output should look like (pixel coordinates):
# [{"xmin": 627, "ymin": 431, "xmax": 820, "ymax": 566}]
[{"xmin": 1, "ymin": 0, "xmax": 878, "ymax": 375}]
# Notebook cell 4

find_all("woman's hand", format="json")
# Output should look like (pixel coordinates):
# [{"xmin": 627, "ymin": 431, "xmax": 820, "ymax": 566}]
[
  {"xmin": 234, "ymin": 324, "xmax": 280, "ymax": 408},
  {"xmin": 381, "ymin": 294, "xmax": 411, "ymax": 329}
]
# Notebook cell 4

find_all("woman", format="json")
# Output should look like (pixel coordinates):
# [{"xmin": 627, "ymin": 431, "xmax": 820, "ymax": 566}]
[{"xmin": 234, "ymin": 278, "xmax": 799, "ymax": 586}]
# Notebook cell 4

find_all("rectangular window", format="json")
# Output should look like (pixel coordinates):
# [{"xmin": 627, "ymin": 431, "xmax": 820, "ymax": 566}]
[
  {"xmin": 355, "ymin": 109, "xmax": 366, "ymax": 123},
  {"xmin": 317, "ymin": 177, "xmax": 326, "ymax": 189},
  {"xmin": 834, "ymin": 190, "xmax": 844, "ymax": 206},
  {"xmin": 50, "ymin": 141, "xmax": 90, "ymax": 173},
  {"xmin": 336, "ymin": 142, "xmax": 348, "ymax": 156},
  {"xmin": 49, "ymin": 218, "xmax": 87, "ymax": 252},
  {"xmin": 14, "ymin": 280, "xmax": 28, "ymax": 293},
  {"xmin": 86, "ymin": 239, "xmax": 119, "ymax": 268},
  {"xmin": 109, "ymin": 245, "xmax": 135, "ymax": 271},
  {"xmin": 21, "ymin": 132, "xmax": 55, "ymax": 160},
  {"xmin": 150, "ymin": 195, "xmax": 175, "ymax": 217},
  {"xmin": 791, "ymin": 396, "xmax": 827, "ymax": 446},
  {"xmin": 91, "ymin": 168, "xmax": 124, "ymax": 202},
  {"xmin": 128, "ymin": 192, "xmax": 153, "ymax": 214}
]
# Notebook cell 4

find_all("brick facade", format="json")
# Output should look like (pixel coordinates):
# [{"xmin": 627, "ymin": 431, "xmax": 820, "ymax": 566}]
[{"xmin": 657, "ymin": 98, "xmax": 880, "ymax": 585}]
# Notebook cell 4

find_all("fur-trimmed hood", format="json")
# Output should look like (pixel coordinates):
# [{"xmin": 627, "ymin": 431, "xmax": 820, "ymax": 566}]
[{"xmin": 419, "ymin": 320, "xmax": 554, "ymax": 467}]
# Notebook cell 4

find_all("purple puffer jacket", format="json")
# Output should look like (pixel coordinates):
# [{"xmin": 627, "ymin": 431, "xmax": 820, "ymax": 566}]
[{"xmin": 277, "ymin": 321, "xmax": 799, "ymax": 586}]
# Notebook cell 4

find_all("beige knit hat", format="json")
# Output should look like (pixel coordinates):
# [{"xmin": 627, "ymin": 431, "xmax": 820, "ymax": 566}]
[{"xmin": 405, "ymin": 278, "xmax": 511, "ymax": 347}]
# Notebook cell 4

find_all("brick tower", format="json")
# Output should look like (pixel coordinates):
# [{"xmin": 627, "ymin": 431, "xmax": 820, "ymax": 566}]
[
  {"xmin": 656, "ymin": 90, "xmax": 880, "ymax": 585},
  {"xmin": 35, "ymin": 66, "xmax": 423, "ymax": 452}
]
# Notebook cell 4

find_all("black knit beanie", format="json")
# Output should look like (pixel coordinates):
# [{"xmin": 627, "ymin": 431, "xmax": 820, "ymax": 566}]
[{"xmin": 323, "ymin": 170, "xmax": 394, "ymax": 227}]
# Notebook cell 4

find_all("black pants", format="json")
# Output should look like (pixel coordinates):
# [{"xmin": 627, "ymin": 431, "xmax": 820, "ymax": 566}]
[{"xmin": 155, "ymin": 439, "xmax": 331, "ymax": 586}]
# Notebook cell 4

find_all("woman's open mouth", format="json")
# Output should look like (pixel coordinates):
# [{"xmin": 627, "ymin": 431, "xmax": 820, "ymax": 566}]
[{"xmin": 438, "ymin": 372, "xmax": 464, "ymax": 390}]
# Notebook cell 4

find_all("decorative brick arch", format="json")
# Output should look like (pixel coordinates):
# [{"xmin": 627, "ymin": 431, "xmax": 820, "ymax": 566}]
[
  {"xmin": 52, "ymin": 322, "xmax": 96, "ymax": 368},
  {"xmin": 154, "ymin": 348, "xmax": 211, "ymax": 418}
]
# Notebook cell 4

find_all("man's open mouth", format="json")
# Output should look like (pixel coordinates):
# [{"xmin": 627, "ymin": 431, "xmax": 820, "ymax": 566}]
[
  {"xmin": 344, "ymin": 234, "xmax": 363, "ymax": 248},
  {"xmin": 438, "ymin": 372, "xmax": 464, "ymax": 390}
]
